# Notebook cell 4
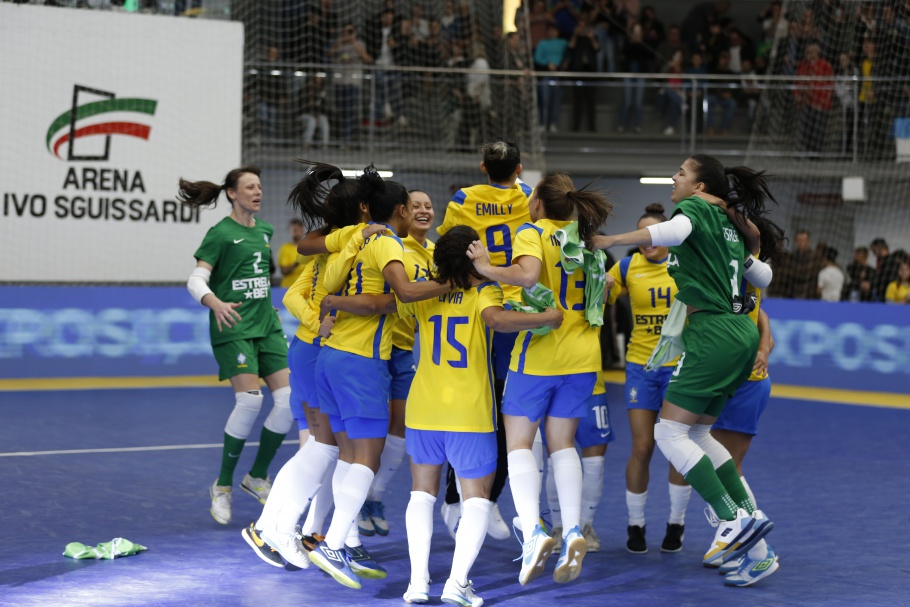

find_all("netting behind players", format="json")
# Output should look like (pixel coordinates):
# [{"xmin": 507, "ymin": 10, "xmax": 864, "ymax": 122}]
[{"xmin": 746, "ymin": 0, "xmax": 910, "ymax": 301}]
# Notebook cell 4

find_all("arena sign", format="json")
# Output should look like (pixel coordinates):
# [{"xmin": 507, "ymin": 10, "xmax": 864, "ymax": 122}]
[{"xmin": 0, "ymin": 4, "xmax": 243, "ymax": 282}]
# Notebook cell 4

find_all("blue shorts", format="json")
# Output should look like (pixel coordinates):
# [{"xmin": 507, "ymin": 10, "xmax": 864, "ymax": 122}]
[
  {"xmin": 492, "ymin": 330, "xmax": 518, "ymax": 381},
  {"xmin": 502, "ymin": 371, "xmax": 597, "ymax": 422},
  {"xmin": 406, "ymin": 428, "xmax": 498, "ymax": 478},
  {"xmin": 713, "ymin": 377, "xmax": 771, "ymax": 436},
  {"xmin": 625, "ymin": 363, "xmax": 673, "ymax": 411},
  {"xmin": 328, "ymin": 413, "xmax": 389, "ymax": 439},
  {"xmin": 389, "ymin": 347, "xmax": 416, "ymax": 400},
  {"xmin": 575, "ymin": 392, "xmax": 616, "ymax": 448},
  {"xmin": 288, "ymin": 337, "xmax": 322, "ymax": 429},
  {"xmin": 315, "ymin": 347, "xmax": 391, "ymax": 421}
]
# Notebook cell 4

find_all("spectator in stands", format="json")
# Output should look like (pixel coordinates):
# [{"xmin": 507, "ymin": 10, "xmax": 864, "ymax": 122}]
[
  {"xmin": 552, "ymin": 0, "xmax": 583, "ymax": 39},
  {"xmin": 858, "ymin": 39, "xmax": 881, "ymax": 159},
  {"xmin": 589, "ymin": 0, "xmax": 620, "ymax": 73},
  {"xmin": 834, "ymin": 51, "xmax": 859, "ymax": 157},
  {"xmin": 655, "ymin": 25, "xmax": 689, "ymax": 64},
  {"xmin": 534, "ymin": 23, "xmax": 569, "ymax": 133},
  {"xmin": 278, "ymin": 218, "xmax": 306, "ymax": 288},
  {"xmin": 794, "ymin": 42, "xmax": 833, "ymax": 154},
  {"xmin": 705, "ymin": 50, "xmax": 737, "ymax": 136},
  {"xmin": 410, "ymin": 3, "xmax": 430, "ymax": 41},
  {"xmin": 420, "ymin": 20, "xmax": 448, "ymax": 68},
  {"xmin": 757, "ymin": 1, "xmax": 788, "ymax": 54},
  {"xmin": 440, "ymin": 0, "xmax": 459, "ymax": 41},
  {"xmin": 684, "ymin": 50, "xmax": 708, "ymax": 131},
  {"xmin": 569, "ymin": 12, "xmax": 600, "ymax": 132},
  {"xmin": 843, "ymin": 246, "xmax": 877, "ymax": 302},
  {"xmin": 739, "ymin": 58, "xmax": 762, "ymax": 124},
  {"xmin": 871, "ymin": 238, "xmax": 903, "ymax": 302},
  {"xmin": 795, "ymin": 7, "xmax": 820, "ymax": 44},
  {"xmin": 257, "ymin": 46, "xmax": 289, "ymax": 140},
  {"xmin": 775, "ymin": 20, "xmax": 802, "ymax": 77},
  {"xmin": 817, "ymin": 246, "xmax": 845, "ymax": 302},
  {"xmin": 528, "ymin": 0, "xmax": 555, "ymax": 51},
  {"xmin": 456, "ymin": 43, "xmax": 493, "ymax": 147},
  {"xmin": 662, "ymin": 50, "xmax": 686, "ymax": 136},
  {"xmin": 329, "ymin": 23, "xmax": 372, "ymax": 147},
  {"xmin": 452, "ymin": 2, "xmax": 476, "ymax": 44},
  {"xmin": 367, "ymin": 9, "xmax": 408, "ymax": 127},
  {"xmin": 301, "ymin": 74, "xmax": 330, "ymax": 149},
  {"xmin": 503, "ymin": 31, "xmax": 532, "ymax": 138},
  {"xmin": 616, "ymin": 21, "xmax": 650, "ymax": 134},
  {"xmin": 885, "ymin": 260, "xmax": 910, "ymax": 304},
  {"xmin": 702, "ymin": 19, "xmax": 728, "ymax": 68},
  {"xmin": 726, "ymin": 30, "xmax": 754, "ymax": 74},
  {"xmin": 640, "ymin": 5, "xmax": 666, "ymax": 54},
  {"xmin": 680, "ymin": 0, "xmax": 730, "ymax": 53},
  {"xmin": 784, "ymin": 229, "xmax": 823, "ymax": 299},
  {"xmin": 296, "ymin": 8, "xmax": 327, "ymax": 64}
]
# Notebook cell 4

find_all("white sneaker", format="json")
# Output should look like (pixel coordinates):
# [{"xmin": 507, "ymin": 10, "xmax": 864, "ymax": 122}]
[
  {"xmin": 259, "ymin": 527, "xmax": 312, "ymax": 570},
  {"xmin": 724, "ymin": 544, "xmax": 779, "ymax": 587},
  {"xmin": 403, "ymin": 579, "xmax": 430, "ymax": 604},
  {"xmin": 487, "ymin": 503, "xmax": 511, "ymax": 540},
  {"xmin": 240, "ymin": 473, "xmax": 271, "ymax": 505},
  {"xmin": 517, "ymin": 525, "xmax": 555, "ymax": 586},
  {"xmin": 441, "ymin": 501, "xmax": 462, "ymax": 540},
  {"xmin": 553, "ymin": 525, "xmax": 587, "ymax": 583},
  {"xmin": 703, "ymin": 508, "xmax": 773, "ymax": 567},
  {"xmin": 209, "ymin": 480, "xmax": 232, "ymax": 525},
  {"xmin": 441, "ymin": 577, "xmax": 483, "ymax": 607}
]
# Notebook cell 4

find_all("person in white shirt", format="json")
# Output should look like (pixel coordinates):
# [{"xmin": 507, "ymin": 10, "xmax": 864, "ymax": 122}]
[{"xmin": 817, "ymin": 246, "xmax": 845, "ymax": 301}]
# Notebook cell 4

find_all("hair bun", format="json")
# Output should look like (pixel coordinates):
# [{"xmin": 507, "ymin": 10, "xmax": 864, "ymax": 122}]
[
  {"xmin": 356, "ymin": 164, "xmax": 385, "ymax": 200},
  {"xmin": 645, "ymin": 203, "xmax": 665, "ymax": 214}
]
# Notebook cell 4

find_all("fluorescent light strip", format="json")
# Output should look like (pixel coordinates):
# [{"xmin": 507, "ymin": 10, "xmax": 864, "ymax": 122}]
[
  {"xmin": 640, "ymin": 177, "xmax": 673, "ymax": 185},
  {"xmin": 342, "ymin": 169, "xmax": 394, "ymax": 178}
]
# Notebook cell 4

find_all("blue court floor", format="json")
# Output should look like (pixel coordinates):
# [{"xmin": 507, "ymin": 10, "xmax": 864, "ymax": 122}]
[{"xmin": 1, "ymin": 385, "xmax": 908, "ymax": 607}]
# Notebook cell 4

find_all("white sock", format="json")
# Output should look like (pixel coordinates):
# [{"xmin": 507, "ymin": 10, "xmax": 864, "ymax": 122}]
[
  {"xmin": 626, "ymin": 490, "xmax": 647, "ymax": 527},
  {"xmin": 550, "ymin": 447, "xmax": 583, "ymax": 534},
  {"xmin": 450, "ymin": 498, "xmax": 492, "ymax": 584},
  {"xmin": 257, "ymin": 437, "xmax": 313, "ymax": 530},
  {"xmin": 741, "ymin": 475, "xmax": 769, "ymax": 559},
  {"xmin": 740, "ymin": 475, "xmax": 758, "ymax": 509},
  {"xmin": 580, "ymin": 455, "xmax": 605, "ymax": 527},
  {"xmin": 544, "ymin": 457, "xmax": 562, "ymax": 528},
  {"xmin": 368, "ymin": 434, "xmax": 406, "ymax": 501},
  {"xmin": 507, "ymin": 449, "xmax": 541, "ymax": 543},
  {"xmin": 328, "ymin": 460, "xmax": 352, "ymax": 542},
  {"xmin": 668, "ymin": 483, "xmax": 693, "ymax": 525},
  {"xmin": 268, "ymin": 440, "xmax": 339, "ymax": 535},
  {"xmin": 324, "ymin": 463, "xmax": 374, "ymax": 550},
  {"xmin": 406, "ymin": 491, "xmax": 436, "ymax": 585},
  {"xmin": 300, "ymin": 454, "xmax": 337, "ymax": 536},
  {"xmin": 345, "ymin": 512, "xmax": 362, "ymax": 548},
  {"xmin": 532, "ymin": 429, "xmax": 545, "ymax": 473}
]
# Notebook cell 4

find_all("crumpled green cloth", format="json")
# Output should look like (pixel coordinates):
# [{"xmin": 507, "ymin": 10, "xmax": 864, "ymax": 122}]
[
  {"xmin": 64, "ymin": 538, "xmax": 147, "ymax": 560},
  {"xmin": 506, "ymin": 282, "xmax": 557, "ymax": 336},
  {"xmin": 645, "ymin": 298, "xmax": 687, "ymax": 371},
  {"xmin": 554, "ymin": 221, "xmax": 608, "ymax": 327}
]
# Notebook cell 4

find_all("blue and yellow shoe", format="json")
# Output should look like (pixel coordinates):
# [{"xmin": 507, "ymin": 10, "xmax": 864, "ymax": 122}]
[
  {"xmin": 517, "ymin": 525, "xmax": 555, "ymax": 586},
  {"xmin": 703, "ymin": 508, "xmax": 774, "ymax": 567},
  {"xmin": 241, "ymin": 523, "xmax": 283, "ymax": 568},
  {"xmin": 552, "ymin": 525, "xmax": 587, "ymax": 583},
  {"xmin": 308, "ymin": 541, "xmax": 361, "ymax": 589},
  {"xmin": 345, "ymin": 543, "xmax": 388, "ymax": 579},
  {"xmin": 724, "ymin": 544, "xmax": 780, "ymax": 587}
]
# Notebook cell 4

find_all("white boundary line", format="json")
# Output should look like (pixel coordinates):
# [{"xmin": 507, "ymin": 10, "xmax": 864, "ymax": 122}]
[{"xmin": 0, "ymin": 439, "xmax": 299, "ymax": 458}]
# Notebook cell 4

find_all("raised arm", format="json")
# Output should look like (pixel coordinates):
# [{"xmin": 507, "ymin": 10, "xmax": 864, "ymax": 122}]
[
  {"xmin": 321, "ymin": 292, "xmax": 397, "ymax": 317},
  {"xmin": 282, "ymin": 260, "xmax": 315, "ymax": 321},
  {"xmin": 480, "ymin": 305, "xmax": 563, "ymax": 333},
  {"xmin": 467, "ymin": 241, "xmax": 541, "ymax": 289},
  {"xmin": 383, "ymin": 260, "xmax": 451, "ymax": 302}
]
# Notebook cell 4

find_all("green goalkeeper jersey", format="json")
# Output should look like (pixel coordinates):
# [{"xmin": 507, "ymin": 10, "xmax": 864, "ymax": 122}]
[
  {"xmin": 667, "ymin": 196, "xmax": 747, "ymax": 315},
  {"xmin": 194, "ymin": 216, "xmax": 282, "ymax": 345}
]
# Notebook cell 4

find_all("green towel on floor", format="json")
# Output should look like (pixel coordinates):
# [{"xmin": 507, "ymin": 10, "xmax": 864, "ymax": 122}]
[
  {"xmin": 554, "ymin": 221, "xmax": 608, "ymax": 327},
  {"xmin": 64, "ymin": 538, "xmax": 147, "ymax": 560},
  {"xmin": 506, "ymin": 282, "xmax": 557, "ymax": 336}
]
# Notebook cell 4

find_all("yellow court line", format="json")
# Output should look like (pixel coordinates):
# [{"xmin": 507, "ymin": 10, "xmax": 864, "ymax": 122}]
[{"xmin": 0, "ymin": 372, "xmax": 907, "ymax": 410}]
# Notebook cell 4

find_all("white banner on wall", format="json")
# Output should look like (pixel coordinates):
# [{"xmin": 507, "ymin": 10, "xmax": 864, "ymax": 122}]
[{"xmin": 0, "ymin": 4, "xmax": 243, "ymax": 282}]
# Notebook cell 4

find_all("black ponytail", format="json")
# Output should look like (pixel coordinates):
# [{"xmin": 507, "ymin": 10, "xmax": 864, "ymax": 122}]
[
  {"xmin": 288, "ymin": 159, "xmax": 362, "ymax": 231},
  {"xmin": 357, "ymin": 164, "xmax": 408, "ymax": 223}
]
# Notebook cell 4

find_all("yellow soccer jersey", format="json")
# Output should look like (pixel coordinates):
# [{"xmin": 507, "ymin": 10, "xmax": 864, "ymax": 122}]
[
  {"xmin": 325, "ymin": 231, "xmax": 405, "ymax": 360},
  {"xmin": 593, "ymin": 373, "xmax": 606, "ymax": 396},
  {"xmin": 323, "ymin": 222, "xmax": 371, "ymax": 294},
  {"xmin": 278, "ymin": 242, "xmax": 309, "ymax": 287},
  {"xmin": 398, "ymin": 282, "xmax": 503, "ymax": 432},
  {"xmin": 509, "ymin": 219, "xmax": 602, "ymax": 376},
  {"xmin": 283, "ymin": 258, "xmax": 321, "ymax": 343},
  {"xmin": 746, "ymin": 285, "xmax": 767, "ymax": 382},
  {"xmin": 606, "ymin": 253, "xmax": 678, "ymax": 367},
  {"xmin": 391, "ymin": 236, "xmax": 436, "ymax": 351},
  {"xmin": 437, "ymin": 182, "xmax": 532, "ymax": 302}
]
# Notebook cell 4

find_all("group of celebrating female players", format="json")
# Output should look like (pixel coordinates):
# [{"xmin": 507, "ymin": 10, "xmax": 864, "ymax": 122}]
[{"xmin": 179, "ymin": 138, "xmax": 784, "ymax": 606}]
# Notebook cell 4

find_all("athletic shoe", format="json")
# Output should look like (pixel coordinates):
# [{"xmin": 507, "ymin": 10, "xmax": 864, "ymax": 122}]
[
  {"xmin": 703, "ymin": 508, "xmax": 773, "ymax": 567},
  {"xmin": 724, "ymin": 545, "xmax": 780, "ymax": 587},
  {"xmin": 240, "ymin": 473, "xmax": 271, "ymax": 505},
  {"xmin": 442, "ymin": 577, "xmax": 483, "ymax": 607},
  {"xmin": 582, "ymin": 524, "xmax": 601, "ymax": 553},
  {"xmin": 403, "ymin": 579, "xmax": 430, "ymax": 604},
  {"xmin": 242, "ymin": 523, "xmax": 283, "ymax": 568},
  {"xmin": 259, "ymin": 526, "xmax": 311, "ymax": 570},
  {"xmin": 301, "ymin": 533, "xmax": 325, "ymax": 552},
  {"xmin": 487, "ymin": 503, "xmax": 511, "ymax": 540},
  {"xmin": 308, "ymin": 540, "xmax": 361, "ymax": 589},
  {"xmin": 345, "ymin": 544, "xmax": 388, "ymax": 579},
  {"xmin": 553, "ymin": 525, "xmax": 587, "ymax": 584},
  {"xmin": 517, "ymin": 525, "xmax": 556, "ymax": 586},
  {"xmin": 626, "ymin": 525, "xmax": 647, "ymax": 554},
  {"xmin": 209, "ymin": 480, "xmax": 232, "ymax": 525},
  {"xmin": 549, "ymin": 526, "xmax": 563, "ymax": 554},
  {"xmin": 358, "ymin": 505, "xmax": 376, "ymax": 536},
  {"xmin": 441, "ymin": 501, "xmax": 462, "ymax": 540},
  {"xmin": 718, "ymin": 555, "xmax": 745, "ymax": 575},
  {"xmin": 364, "ymin": 500, "xmax": 389, "ymax": 536},
  {"xmin": 661, "ymin": 523, "xmax": 685, "ymax": 553}
]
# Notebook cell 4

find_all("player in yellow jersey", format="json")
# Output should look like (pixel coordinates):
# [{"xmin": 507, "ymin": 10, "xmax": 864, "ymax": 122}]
[
  {"xmin": 179, "ymin": 167, "xmax": 292, "ymax": 528},
  {"xmin": 604, "ymin": 203, "xmax": 692, "ymax": 555},
  {"xmin": 277, "ymin": 218, "xmax": 307, "ymax": 287},
  {"xmin": 358, "ymin": 190, "xmax": 437, "ymax": 538},
  {"xmin": 437, "ymin": 139, "xmax": 532, "ymax": 541},
  {"xmin": 399, "ymin": 226, "xmax": 562, "ymax": 606},
  {"xmin": 468, "ymin": 172, "xmax": 613, "ymax": 587},
  {"xmin": 308, "ymin": 168, "xmax": 451, "ymax": 589}
]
